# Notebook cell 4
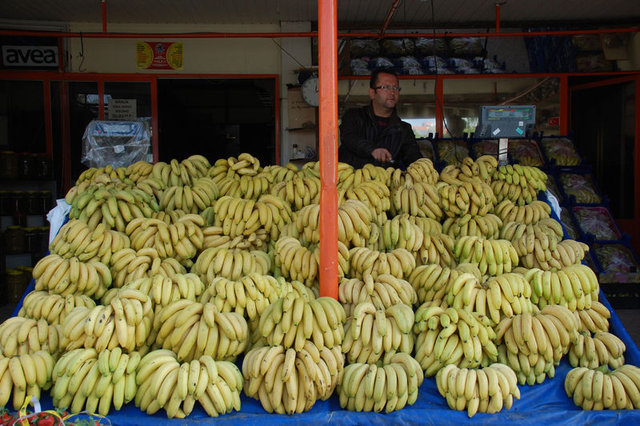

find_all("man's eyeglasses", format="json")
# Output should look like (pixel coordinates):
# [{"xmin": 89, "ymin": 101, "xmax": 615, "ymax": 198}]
[{"xmin": 374, "ymin": 85, "xmax": 401, "ymax": 93}]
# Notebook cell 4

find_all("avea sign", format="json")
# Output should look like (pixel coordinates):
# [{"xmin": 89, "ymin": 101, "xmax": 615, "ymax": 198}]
[{"xmin": 2, "ymin": 45, "xmax": 59, "ymax": 67}]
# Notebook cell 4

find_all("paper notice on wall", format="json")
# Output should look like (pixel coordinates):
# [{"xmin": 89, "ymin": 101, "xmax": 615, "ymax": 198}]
[{"xmin": 136, "ymin": 41, "xmax": 183, "ymax": 70}]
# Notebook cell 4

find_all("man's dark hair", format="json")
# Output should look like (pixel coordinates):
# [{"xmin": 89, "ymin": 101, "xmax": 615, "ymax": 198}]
[{"xmin": 369, "ymin": 67, "xmax": 398, "ymax": 89}]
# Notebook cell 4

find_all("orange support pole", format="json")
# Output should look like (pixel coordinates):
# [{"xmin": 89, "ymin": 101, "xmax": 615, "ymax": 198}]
[
  {"xmin": 101, "ymin": 0, "xmax": 107, "ymax": 33},
  {"xmin": 318, "ymin": 0, "xmax": 339, "ymax": 299}
]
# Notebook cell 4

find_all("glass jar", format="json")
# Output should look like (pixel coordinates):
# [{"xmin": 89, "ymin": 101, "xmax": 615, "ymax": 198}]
[
  {"xmin": 39, "ymin": 190, "xmax": 53, "ymax": 213},
  {"xmin": 38, "ymin": 225, "xmax": 51, "ymax": 253},
  {"xmin": 6, "ymin": 269, "xmax": 24, "ymax": 304},
  {"xmin": 37, "ymin": 154, "xmax": 52, "ymax": 179},
  {"xmin": 24, "ymin": 227, "xmax": 38, "ymax": 253},
  {"xmin": 5, "ymin": 225, "xmax": 26, "ymax": 254},
  {"xmin": 26, "ymin": 191, "xmax": 43, "ymax": 215},
  {"xmin": 0, "ymin": 151, "xmax": 19, "ymax": 180},
  {"xmin": 19, "ymin": 152, "xmax": 35, "ymax": 179}
]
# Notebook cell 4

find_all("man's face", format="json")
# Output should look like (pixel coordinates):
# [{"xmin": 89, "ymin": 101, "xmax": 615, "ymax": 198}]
[{"xmin": 369, "ymin": 72, "xmax": 400, "ymax": 112}]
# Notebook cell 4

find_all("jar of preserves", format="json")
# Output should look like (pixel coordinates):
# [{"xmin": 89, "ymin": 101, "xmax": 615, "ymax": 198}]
[
  {"xmin": 6, "ymin": 269, "xmax": 24, "ymax": 304},
  {"xmin": 0, "ymin": 151, "xmax": 19, "ymax": 180},
  {"xmin": 39, "ymin": 190, "xmax": 53, "ymax": 213},
  {"xmin": 4, "ymin": 225, "xmax": 25, "ymax": 254},
  {"xmin": 37, "ymin": 154, "xmax": 52, "ymax": 179},
  {"xmin": 26, "ymin": 191, "xmax": 43, "ymax": 215},
  {"xmin": 24, "ymin": 227, "xmax": 38, "ymax": 253}
]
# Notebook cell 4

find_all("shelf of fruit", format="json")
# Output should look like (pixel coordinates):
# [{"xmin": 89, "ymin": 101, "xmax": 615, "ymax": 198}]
[{"xmin": 0, "ymin": 153, "xmax": 639, "ymax": 425}]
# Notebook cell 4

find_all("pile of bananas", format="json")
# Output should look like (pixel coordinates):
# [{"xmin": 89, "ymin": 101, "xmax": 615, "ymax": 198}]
[
  {"xmin": 51, "ymin": 348, "xmax": 139, "ymax": 415},
  {"xmin": 125, "ymin": 215, "xmax": 204, "ymax": 262},
  {"xmin": 61, "ymin": 289, "xmax": 153, "ymax": 353},
  {"xmin": 270, "ymin": 176, "xmax": 321, "ymax": 211},
  {"xmin": 66, "ymin": 185, "xmax": 158, "ymax": 232},
  {"xmin": 344, "ymin": 180, "xmax": 391, "ymax": 218},
  {"xmin": 32, "ymin": 254, "xmax": 112, "ymax": 299},
  {"xmin": 443, "ymin": 213, "xmax": 502, "ymax": 239},
  {"xmin": 348, "ymin": 247, "xmax": 416, "ymax": 280},
  {"xmin": 453, "ymin": 236, "xmax": 519, "ymax": 275},
  {"xmin": 494, "ymin": 199, "xmax": 551, "ymax": 225},
  {"xmin": 404, "ymin": 158, "xmax": 440, "ymax": 185},
  {"xmin": 108, "ymin": 248, "xmax": 187, "ymax": 287},
  {"xmin": 342, "ymin": 302, "xmax": 415, "ymax": 364},
  {"xmin": 338, "ymin": 274, "xmax": 417, "ymax": 316},
  {"xmin": 192, "ymin": 247, "xmax": 271, "ymax": 282},
  {"xmin": 200, "ymin": 273, "xmax": 283, "ymax": 321},
  {"xmin": 243, "ymin": 344, "xmax": 344, "ymax": 414},
  {"xmin": 258, "ymin": 294, "xmax": 345, "ymax": 351},
  {"xmin": 135, "ymin": 350, "xmax": 242, "ymax": 418},
  {"xmin": 124, "ymin": 160, "xmax": 154, "ymax": 183},
  {"xmin": 525, "ymin": 264, "xmax": 600, "ymax": 310},
  {"xmin": 568, "ymin": 331, "xmax": 626, "ymax": 369},
  {"xmin": 565, "ymin": 364, "xmax": 640, "ymax": 410},
  {"xmin": 390, "ymin": 182, "xmax": 443, "ymax": 221},
  {"xmin": 407, "ymin": 264, "xmax": 453, "ymax": 305},
  {"xmin": 336, "ymin": 163, "xmax": 388, "ymax": 190},
  {"xmin": 145, "ymin": 156, "xmax": 211, "ymax": 188},
  {"xmin": 444, "ymin": 272, "xmax": 534, "ymax": 324},
  {"xmin": 18, "ymin": 291, "xmax": 96, "ymax": 325},
  {"xmin": 338, "ymin": 353, "xmax": 424, "ymax": 413},
  {"xmin": 495, "ymin": 306, "xmax": 578, "ymax": 385},
  {"xmin": 0, "ymin": 351, "xmax": 55, "ymax": 410},
  {"xmin": 574, "ymin": 301, "xmax": 610, "ymax": 333},
  {"xmin": 262, "ymin": 164, "xmax": 299, "ymax": 185},
  {"xmin": 436, "ymin": 363, "xmax": 520, "ymax": 417},
  {"xmin": 74, "ymin": 164, "xmax": 131, "ymax": 186},
  {"xmin": 0, "ymin": 317, "xmax": 64, "ymax": 357},
  {"xmin": 157, "ymin": 177, "xmax": 220, "ymax": 213},
  {"xmin": 153, "ymin": 301, "xmax": 248, "ymax": 362},
  {"xmin": 491, "ymin": 164, "xmax": 547, "ymax": 205},
  {"xmin": 49, "ymin": 220, "xmax": 130, "ymax": 262},
  {"xmin": 413, "ymin": 305, "xmax": 498, "ymax": 376},
  {"xmin": 209, "ymin": 153, "xmax": 262, "ymax": 180},
  {"xmin": 111, "ymin": 273, "xmax": 205, "ymax": 310},
  {"xmin": 202, "ymin": 225, "xmax": 269, "ymax": 251}
]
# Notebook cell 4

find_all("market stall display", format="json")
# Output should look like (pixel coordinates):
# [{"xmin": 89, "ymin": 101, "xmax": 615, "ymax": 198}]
[{"xmin": 1, "ymin": 153, "xmax": 639, "ymax": 426}]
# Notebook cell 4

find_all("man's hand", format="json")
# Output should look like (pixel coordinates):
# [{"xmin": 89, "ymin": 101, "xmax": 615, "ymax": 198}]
[{"xmin": 371, "ymin": 148, "xmax": 393, "ymax": 163}]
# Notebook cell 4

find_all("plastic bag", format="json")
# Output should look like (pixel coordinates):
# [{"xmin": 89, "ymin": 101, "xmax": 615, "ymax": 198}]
[
  {"xmin": 415, "ymin": 37, "xmax": 448, "ymax": 56},
  {"xmin": 350, "ymin": 58, "xmax": 371, "ymax": 75},
  {"xmin": 81, "ymin": 120, "xmax": 151, "ymax": 169},
  {"xmin": 349, "ymin": 39, "xmax": 380, "ymax": 58},
  {"xmin": 381, "ymin": 39, "xmax": 415, "ymax": 57},
  {"xmin": 394, "ymin": 56, "xmax": 423, "ymax": 75}
]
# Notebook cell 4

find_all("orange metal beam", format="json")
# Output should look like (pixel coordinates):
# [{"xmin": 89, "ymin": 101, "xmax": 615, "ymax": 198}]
[
  {"xmin": 495, "ymin": 3, "xmax": 501, "ymax": 33},
  {"xmin": 379, "ymin": 0, "xmax": 402, "ymax": 38},
  {"xmin": 318, "ymin": 0, "xmax": 339, "ymax": 300},
  {"xmin": 101, "ymin": 0, "xmax": 107, "ymax": 33}
]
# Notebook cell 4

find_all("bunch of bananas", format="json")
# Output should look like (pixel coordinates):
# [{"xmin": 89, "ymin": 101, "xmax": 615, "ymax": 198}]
[
  {"xmin": 491, "ymin": 164, "xmax": 547, "ymax": 205},
  {"xmin": 574, "ymin": 301, "xmax": 610, "ymax": 333},
  {"xmin": 348, "ymin": 247, "xmax": 415, "ymax": 280},
  {"xmin": 108, "ymin": 248, "xmax": 187, "ymax": 287},
  {"xmin": 106, "ymin": 276, "xmax": 199, "ymax": 315},
  {"xmin": 404, "ymin": 158, "xmax": 439, "ymax": 185},
  {"xmin": 407, "ymin": 264, "xmax": 453, "ymax": 305},
  {"xmin": 209, "ymin": 153, "xmax": 262, "ymax": 180},
  {"xmin": 569, "ymin": 331, "xmax": 626, "ymax": 369},
  {"xmin": 370, "ymin": 214, "xmax": 424, "ymax": 253},
  {"xmin": 262, "ymin": 164, "xmax": 299, "ymax": 184},
  {"xmin": 243, "ymin": 343, "xmax": 344, "ymax": 414},
  {"xmin": 507, "ymin": 221, "xmax": 564, "ymax": 268},
  {"xmin": 521, "ymin": 238, "xmax": 590, "ymax": 271},
  {"xmin": 453, "ymin": 236, "xmax": 519, "ymax": 275},
  {"xmin": 135, "ymin": 350, "xmax": 242, "ymax": 418},
  {"xmin": 202, "ymin": 226, "xmax": 269, "ymax": 251},
  {"xmin": 270, "ymin": 176, "xmax": 320, "ymax": 211},
  {"xmin": 390, "ymin": 182, "xmax": 443, "ymax": 221},
  {"xmin": 416, "ymin": 233, "xmax": 455, "ymax": 268},
  {"xmin": 443, "ymin": 213, "xmax": 502, "ymax": 239},
  {"xmin": 32, "ymin": 254, "xmax": 111, "ymax": 298},
  {"xmin": 444, "ymin": 272, "xmax": 533, "ymax": 324},
  {"xmin": 338, "ymin": 353, "xmax": 424, "ymax": 413},
  {"xmin": 342, "ymin": 302, "xmax": 415, "ymax": 364},
  {"xmin": 73, "ymin": 164, "xmax": 130, "ymax": 186},
  {"xmin": 275, "ymin": 237, "xmax": 321, "ymax": 286},
  {"xmin": 437, "ymin": 179, "xmax": 496, "ymax": 218},
  {"xmin": 61, "ymin": 289, "xmax": 153, "ymax": 353},
  {"xmin": 18, "ymin": 291, "xmax": 96, "ymax": 325},
  {"xmin": 124, "ymin": 160, "xmax": 154, "ymax": 183},
  {"xmin": 147, "ymin": 156, "xmax": 211, "ymax": 189},
  {"xmin": 413, "ymin": 305, "xmax": 498, "ymax": 377},
  {"xmin": 153, "ymin": 301, "xmax": 248, "ymax": 362},
  {"xmin": 0, "ymin": 351, "xmax": 55, "ymax": 409},
  {"xmin": 193, "ymin": 247, "xmax": 271, "ymax": 282},
  {"xmin": 51, "ymin": 348, "xmax": 139, "ymax": 415},
  {"xmin": 344, "ymin": 180, "xmax": 391, "ymax": 218},
  {"xmin": 436, "ymin": 363, "xmax": 520, "ymax": 417},
  {"xmin": 494, "ymin": 306, "xmax": 578, "ymax": 385},
  {"xmin": 525, "ymin": 264, "xmax": 599, "ymax": 311},
  {"xmin": 338, "ymin": 274, "xmax": 417, "ymax": 317},
  {"xmin": 567, "ymin": 364, "xmax": 640, "ymax": 410},
  {"xmin": 67, "ymin": 185, "xmax": 158, "ymax": 232},
  {"xmin": 336, "ymin": 200, "xmax": 374, "ymax": 247},
  {"xmin": 292, "ymin": 204, "xmax": 321, "ymax": 245},
  {"xmin": 126, "ymin": 215, "xmax": 204, "ymax": 262},
  {"xmin": 0, "ymin": 317, "xmax": 64, "ymax": 357},
  {"xmin": 258, "ymin": 295, "xmax": 345, "ymax": 351},
  {"xmin": 336, "ymin": 163, "xmax": 388, "ymax": 190},
  {"xmin": 158, "ymin": 177, "xmax": 220, "ymax": 213},
  {"xmin": 494, "ymin": 199, "xmax": 551, "ymax": 225},
  {"xmin": 200, "ymin": 273, "xmax": 285, "ymax": 321},
  {"xmin": 49, "ymin": 220, "xmax": 130, "ymax": 262}
]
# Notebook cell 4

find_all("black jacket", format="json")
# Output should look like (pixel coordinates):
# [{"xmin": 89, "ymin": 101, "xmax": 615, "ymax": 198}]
[{"xmin": 338, "ymin": 104, "xmax": 422, "ymax": 169}]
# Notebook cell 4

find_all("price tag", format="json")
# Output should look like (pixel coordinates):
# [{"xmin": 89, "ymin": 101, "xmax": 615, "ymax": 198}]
[{"xmin": 114, "ymin": 145, "xmax": 125, "ymax": 153}]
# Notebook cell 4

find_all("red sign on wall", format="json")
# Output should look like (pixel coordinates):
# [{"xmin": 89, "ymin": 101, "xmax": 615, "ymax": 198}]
[
  {"xmin": 136, "ymin": 41, "xmax": 183, "ymax": 70},
  {"xmin": 548, "ymin": 117, "xmax": 560, "ymax": 126}
]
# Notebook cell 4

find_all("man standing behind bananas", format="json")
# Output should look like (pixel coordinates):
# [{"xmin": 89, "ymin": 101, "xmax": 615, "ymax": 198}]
[{"xmin": 339, "ymin": 68, "xmax": 422, "ymax": 169}]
